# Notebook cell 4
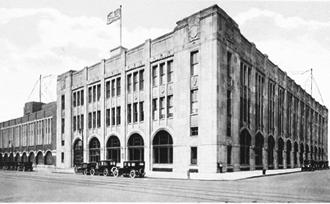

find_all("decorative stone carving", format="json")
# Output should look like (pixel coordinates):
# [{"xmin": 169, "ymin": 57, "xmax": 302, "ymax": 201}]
[{"xmin": 187, "ymin": 16, "xmax": 200, "ymax": 42}]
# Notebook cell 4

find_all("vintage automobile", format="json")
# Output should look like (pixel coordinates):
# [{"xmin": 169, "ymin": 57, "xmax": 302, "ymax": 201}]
[
  {"xmin": 17, "ymin": 162, "xmax": 33, "ymax": 171},
  {"xmin": 89, "ymin": 160, "xmax": 118, "ymax": 176},
  {"xmin": 74, "ymin": 162, "xmax": 96, "ymax": 175},
  {"xmin": 301, "ymin": 160, "xmax": 315, "ymax": 171},
  {"xmin": 112, "ymin": 161, "xmax": 145, "ymax": 178}
]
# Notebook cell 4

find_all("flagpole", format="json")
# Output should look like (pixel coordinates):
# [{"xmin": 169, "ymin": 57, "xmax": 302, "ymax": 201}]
[{"xmin": 120, "ymin": 5, "xmax": 122, "ymax": 47}]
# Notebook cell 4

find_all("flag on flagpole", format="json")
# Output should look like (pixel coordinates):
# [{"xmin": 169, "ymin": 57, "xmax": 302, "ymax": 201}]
[{"xmin": 107, "ymin": 7, "xmax": 121, "ymax": 25}]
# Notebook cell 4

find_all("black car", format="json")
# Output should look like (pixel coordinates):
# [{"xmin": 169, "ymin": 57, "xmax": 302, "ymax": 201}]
[
  {"xmin": 74, "ymin": 162, "xmax": 96, "ymax": 175},
  {"xmin": 112, "ymin": 161, "xmax": 145, "ymax": 178},
  {"xmin": 89, "ymin": 160, "xmax": 118, "ymax": 176},
  {"xmin": 17, "ymin": 162, "xmax": 33, "ymax": 171},
  {"xmin": 302, "ymin": 160, "xmax": 315, "ymax": 171}
]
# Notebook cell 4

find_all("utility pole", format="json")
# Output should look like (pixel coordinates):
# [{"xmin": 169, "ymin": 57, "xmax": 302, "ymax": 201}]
[{"xmin": 39, "ymin": 74, "xmax": 42, "ymax": 102}]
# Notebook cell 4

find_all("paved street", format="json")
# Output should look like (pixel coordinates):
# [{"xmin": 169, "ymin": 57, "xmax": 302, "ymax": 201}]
[{"xmin": 0, "ymin": 169, "xmax": 329, "ymax": 202}]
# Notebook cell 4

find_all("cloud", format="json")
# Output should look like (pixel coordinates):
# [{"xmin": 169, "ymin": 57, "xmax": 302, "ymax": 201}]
[{"xmin": 235, "ymin": 8, "xmax": 330, "ymax": 30}]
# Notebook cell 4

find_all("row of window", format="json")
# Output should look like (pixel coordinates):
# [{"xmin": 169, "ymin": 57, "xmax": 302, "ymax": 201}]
[
  {"xmin": 127, "ymin": 70, "xmax": 144, "ymax": 93},
  {"xmin": 73, "ymin": 89, "xmax": 84, "ymax": 107},
  {"xmin": 106, "ymin": 77, "xmax": 121, "ymax": 98},
  {"xmin": 127, "ymin": 102, "xmax": 144, "ymax": 123},
  {"xmin": 73, "ymin": 114, "xmax": 84, "ymax": 132},
  {"xmin": 88, "ymin": 111, "xmax": 101, "ymax": 129},
  {"xmin": 152, "ymin": 60, "xmax": 173, "ymax": 87},
  {"xmin": 152, "ymin": 96, "xmax": 173, "ymax": 120},
  {"xmin": 106, "ymin": 107, "xmax": 121, "ymax": 126},
  {"xmin": 88, "ymin": 84, "xmax": 101, "ymax": 103},
  {"xmin": 0, "ymin": 118, "xmax": 52, "ymax": 148}
]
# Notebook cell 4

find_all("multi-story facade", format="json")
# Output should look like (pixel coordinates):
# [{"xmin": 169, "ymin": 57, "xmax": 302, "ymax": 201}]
[
  {"xmin": 57, "ymin": 5, "xmax": 328, "ymax": 174},
  {"xmin": 0, "ymin": 101, "xmax": 57, "ymax": 166}
]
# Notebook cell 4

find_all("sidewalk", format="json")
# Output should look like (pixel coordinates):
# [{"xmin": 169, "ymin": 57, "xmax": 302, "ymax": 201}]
[
  {"xmin": 146, "ymin": 168, "xmax": 301, "ymax": 181},
  {"xmin": 48, "ymin": 167, "xmax": 301, "ymax": 180}
]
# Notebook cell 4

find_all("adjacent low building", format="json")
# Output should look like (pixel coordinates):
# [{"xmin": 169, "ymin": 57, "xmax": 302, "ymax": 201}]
[
  {"xmin": 0, "ymin": 102, "xmax": 57, "ymax": 167},
  {"xmin": 56, "ymin": 5, "xmax": 328, "ymax": 174}
]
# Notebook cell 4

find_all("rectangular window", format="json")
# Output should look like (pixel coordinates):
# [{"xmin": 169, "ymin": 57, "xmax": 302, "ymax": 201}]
[
  {"xmin": 133, "ymin": 103, "xmax": 138, "ymax": 122},
  {"xmin": 127, "ymin": 74, "xmax": 132, "ymax": 93},
  {"xmin": 160, "ymin": 63, "xmax": 165, "ymax": 85},
  {"xmin": 88, "ymin": 113, "xmax": 92, "ymax": 129},
  {"xmin": 226, "ymin": 90, "xmax": 231, "ymax": 137},
  {"xmin": 106, "ymin": 81, "xmax": 110, "ymax": 98},
  {"xmin": 227, "ymin": 145, "xmax": 232, "ymax": 165},
  {"xmin": 139, "ymin": 102, "xmax": 144, "ymax": 122},
  {"xmin": 81, "ymin": 114, "xmax": 84, "ymax": 130},
  {"xmin": 61, "ymin": 118, "xmax": 65, "ymax": 134},
  {"xmin": 106, "ymin": 109, "xmax": 110, "ymax": 127},
  {"xmin": 191, "ymin": 127, "xmax": 198, "ymax": 136},
  {"xmin": 97, "ymin": 84, "xmax": 101, "ymax": 101},
  {"xmin": 167, "ymin": 60, "xmax": 173, "ymax": 83},
  {"xmin": 191, "ymin": 89, "xmax": 198, "ymax": 114},
  {"xmin": 111, "ymin": 108, "xmax": 116, "ymax": 126},
  {"xmin": 88, "ymin": 87, "xmax": 92, "ymax": 103},
  {"xmin": 97, "ymin": 110, "xmax": 101, "ymax": 128},
  {"xmin": 152, "ymin": 65, "xmax": 158, "ymax": 87},
  {"xmin": 116, "ymin": 106, "xmax": 121, "ymax": 125},
  {"xmin": 191, "ymin": 147, "xmax": 197, "ymax": 165},
  {"xmin": 139, "ymin": 70, "xmax": 144, "ymax": 91},
  {"xmin": 73, "ymin": 92, "xmax": 76, "ymax": 107},
  {"xmin": 61, "ymin": 152, "xmax": 64, "ymax": 163},
  {"xmin": 116, "ymin": 77, "xmax": 121, "ymax": 96},
  {"xmin": 77, "ymin": 115, "xmax": 80, "ymax": 131},
  {"xmin": 93, "ymin": 112, "xmax": 96, "ymax": 128},
  {"xmin": 73, "ymin": 116, "xmax": 77, "ymax": 131},
  {"xmin": 61, "ymin": 95, "xmax": 65, "ymax": 109},
  {"xmin": 77, "ymin": 91, "xmax": 80, "ymax": 106},
  {"xmin": 133, "ymin": 72, "xmax": 138, "ymax": 92},
  {"xmin": 127, "ymin": 104, "xmax": 132, "ymax": 123},
  {"xmin": 160, "ymin": 97, "xmax": 165, "ymax": 119},
  {"xmin": 191, "ymin": 51, "xmax": 199, "ymax": 76},
  {"xmin": 111, "ymin": 79, "xmax": 116, "ymax": 97},
  {"xmin": 152, "ymin": 99, "xmax": 158, "ymax": 120},
  {"xmin": 167, "ymin": 95, "xmax": 173, "ymax": 118},
  {"xmin": 81, "ymin": 90, "xmax": 84, "ymax": 105},
  {"xmin": 93, "ymin": 86, "xmax": 96, "ymax": 102}
]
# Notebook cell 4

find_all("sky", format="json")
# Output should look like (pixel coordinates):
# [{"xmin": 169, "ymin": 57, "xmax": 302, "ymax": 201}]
[{"xmin": 0, "ymin": 0, "xmax": 330, "ymax": 151}]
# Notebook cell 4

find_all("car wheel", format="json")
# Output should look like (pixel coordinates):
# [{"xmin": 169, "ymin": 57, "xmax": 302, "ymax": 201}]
[
  {"xmin": 112, "ymin": 168, "xmax": 119, "ymax": 177},
  {"xmin": 103, "ymin": 169, "xmax": 109, "ymax": 176},
  {"xmin": 90, "ymin": 168, "xmax": 95, "ymax": 176},
  {"xmin": 83, "ymin": 169, "xmax": 88, "ymax": 175},
  {"xmin": 129, "ymin": 170, "xmax": 136, "ymax": 178}
]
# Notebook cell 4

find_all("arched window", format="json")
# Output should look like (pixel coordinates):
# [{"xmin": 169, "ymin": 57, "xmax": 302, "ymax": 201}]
[
  {"xmin": 240, "ymin": 130, "xmax": 251, "ymax": 166},
  {"xmin": 9, "ymin": 153, "xmax": 14, "ymax": 162},
  {"xmin": 44, "ymin": 151, "xmax": 53, "ymax": 165},
  {"xmin": 153, "ymin": 131, "xmax": 173, "ymax": 164},
  {"xmin": 300, "ymin": 143, "xmax": 304, "ymax": 164},
  {"xmin": 73, "ymin": 139, "xmax": 83, "ymax": 165},
  {"xmin": 22, "ymin": 153, "xmax": 28, "ymax": 162},
  {"xmin": 29, "ymin": 152, "xmax": 35, "ymax": 164},
  {"xmin": 286, "ymin": 141, "xmax": 292, "ymax": 168},
  {"xmin": 36, "ymin": 152, "xmax": 43, "ymax": 165},
  {"xmin": 255, "ymin": 133, "xmax": 264, "ymax": 169},
  {"xmin": 106, "ymin": 136, "xmax": 121, "ymax": 162},
  {"xmin": 89, "ymin": 138, "xmax": 100, "ymax": 162},
  {"xmin": 268, "ymin": 136, "xmax": 275, "ymax": 169},
  {"xmin": 4, "ymin": 154, "xmax": 8, "ymax": 162},
  {"xmin": 278, "ymin": 138, "xmax": 284, "ymax": 168},
  {"xmin": 294, "ymin": 142, "xmax": 298, "ymax": 167},
  {"xmin": 128, "ymin": 134, "xmax": 144, "ymax": 161},
  {"xmin": 15, "ymin": 153, "xmax": 20, "ymax": 162}
]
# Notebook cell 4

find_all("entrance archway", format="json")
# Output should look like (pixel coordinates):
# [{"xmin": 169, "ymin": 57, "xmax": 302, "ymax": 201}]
[
  {"xmin": 9, "ymin": 153, "xmax": 14, "ymax": 162},
  {"xmin": 89, "ymin": 137, "xmax": 100, "ymax": 162},
  {"xmin": 278, "ymin": 138, "xmax": 284, "ymax": 168},
  {"xmin": 44, "ymin": 151, "xmax": 53, "ymax": 165},
  {"xmin": 22, "ymin": 153, "xmax": 28, "ymax": 162},
  {"xmin": 36, "ymin": 152, "xmax": 44, "ymax": 165},
  {"xmin": 4, "ymin": 154, "xmax": 8, "ymax": 162},
  {"xmin": 255, "ymin": 133, "xmax": 264, "ymax": 169},
  {"xmin": 106, "ymin": 136, "xmax": 121, "ymax": 162},
  {"xmin": 305, "ymin": 145, "xmax": 309, "ymax": 160},
  {"xmin": 73, "ymin": 139, "xmax": 83, "ymax": 165},
  {"xmin": 128, "ymin": 134, "xmax": 144, "ymax": 161},
  {"xmin": 29, "ymin": 152, "xmax": 35, "ymax": 164},
  {"xmin": 15, "ymin": 153, "xmax": 20, "ymax": 162},
  {"xmin": 268, "ymin": 136, "xmax": 275, "ymax": 169},
  {"xmin": 153, "ymin": 130, "xmax": 173, "ymax": 164},
  {"xmin": 240, "ymin": 129, "xmax": 251, "ymax": 169}
]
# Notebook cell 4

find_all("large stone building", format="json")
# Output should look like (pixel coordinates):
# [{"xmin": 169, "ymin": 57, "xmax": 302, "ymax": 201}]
[
  {"xmin": 0, "ymin": 102, "xmax": 57, "ymax": 166},
  {"xmin": 56, "ymin": 5, "xmax": 328, "ymax": 174}
]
